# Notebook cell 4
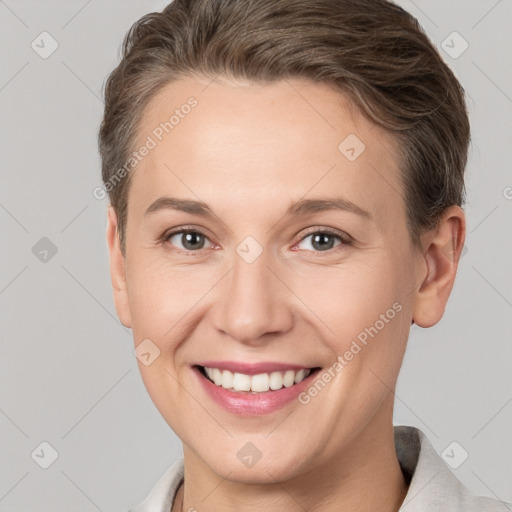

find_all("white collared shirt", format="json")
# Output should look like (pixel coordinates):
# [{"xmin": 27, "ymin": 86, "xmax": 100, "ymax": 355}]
[{"xmin": 126, "ymin": 425, "xmax": 511, "ymax": 511}]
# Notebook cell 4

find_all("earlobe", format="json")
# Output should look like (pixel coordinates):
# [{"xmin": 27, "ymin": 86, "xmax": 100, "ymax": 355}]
[
  {"xmin": 412, "ymin": 206, "xmax": 466, "ymax": 328},
  {"xmin": 106, "ymin": 206, "xmax": 132, "ymax": 328}
]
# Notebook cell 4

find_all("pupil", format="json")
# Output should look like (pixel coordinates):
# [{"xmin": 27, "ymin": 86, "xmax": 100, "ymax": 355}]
[
  {"xmin": 183, "ymin": 232, "xmax": 204, "ymax": 250},
  {"xmin": 312, "ymin": 233, "xmax": 334, "ymax": 251}
]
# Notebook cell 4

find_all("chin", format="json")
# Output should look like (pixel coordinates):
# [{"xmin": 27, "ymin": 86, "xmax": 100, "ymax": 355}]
[{"xmin": 200, "ymin": 447, "xmax": 309, "ymax": 484}]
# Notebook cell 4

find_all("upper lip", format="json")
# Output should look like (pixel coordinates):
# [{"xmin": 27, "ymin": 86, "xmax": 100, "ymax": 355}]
[{"xmin": 195, "ymin": 361, "xmax": 316, "ymax": 375}]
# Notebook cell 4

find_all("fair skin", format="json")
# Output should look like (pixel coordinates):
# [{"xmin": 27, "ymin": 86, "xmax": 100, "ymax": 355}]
[{"xmin": 106, "ymin": 76, "xmax": 465, "ymax": 512}]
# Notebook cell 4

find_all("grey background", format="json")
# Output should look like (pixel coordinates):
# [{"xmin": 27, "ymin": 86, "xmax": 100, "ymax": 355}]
[{"xmin": 0, "ymin": 0, "xmax": 511, "ymax": 510}]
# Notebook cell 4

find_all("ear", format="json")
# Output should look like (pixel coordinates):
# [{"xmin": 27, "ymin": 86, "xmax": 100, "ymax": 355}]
[
  {"xmin": 106, "ymin": 206, "xmax": 132, "ymax": 328},
  {"xmin": 412, "ymin": 206, "xmax": 466, "ymax": 328}
]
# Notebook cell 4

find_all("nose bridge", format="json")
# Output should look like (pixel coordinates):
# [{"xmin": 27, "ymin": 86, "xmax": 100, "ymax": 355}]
[{"xmin": 213, "ymin": 243, "xmax": 293, "ymax": 344}]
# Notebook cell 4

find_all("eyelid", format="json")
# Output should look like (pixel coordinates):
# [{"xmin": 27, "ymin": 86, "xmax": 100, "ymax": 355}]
[
  {"xmin": 161, "ymin": 225, "xmax": 216, "ymax": 253},
  {"xmin": 290, "ymin": 227, "xmax": 353, "ymax": 254},
  {"xmin": 295, "ymin": 226, "xmax": 353, "ymax": 244},
  {"xmin": 161, "ymin": 225, "xmax": 353, "ymax": 254}
]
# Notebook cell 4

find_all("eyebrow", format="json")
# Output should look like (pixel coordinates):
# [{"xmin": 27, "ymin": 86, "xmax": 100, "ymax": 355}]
[{"xmin": 144, "ymin": 196, "xmax": 372, "ymax": 220}]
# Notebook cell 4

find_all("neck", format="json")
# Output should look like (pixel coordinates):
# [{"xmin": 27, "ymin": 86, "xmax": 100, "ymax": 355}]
[{"xmin": 176, "ymin": 401, "xmax": 408, "ymax": 512}]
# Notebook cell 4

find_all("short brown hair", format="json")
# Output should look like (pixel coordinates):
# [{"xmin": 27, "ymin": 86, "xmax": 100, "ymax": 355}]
[{"xmin": 98, "ymin": 0, "xmax": 470, "ymax": 255}]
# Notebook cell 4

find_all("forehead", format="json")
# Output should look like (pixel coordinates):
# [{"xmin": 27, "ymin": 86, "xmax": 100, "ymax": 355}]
[{"xmin": 129, "ymin": 75, "xmax": 405, "ymax": 232}]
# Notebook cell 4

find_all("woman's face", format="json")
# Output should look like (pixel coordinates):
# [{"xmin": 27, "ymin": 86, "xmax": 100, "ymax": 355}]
[{"xmin": 109, "ymin": 76, "xmax": 426, "ymax": 481}]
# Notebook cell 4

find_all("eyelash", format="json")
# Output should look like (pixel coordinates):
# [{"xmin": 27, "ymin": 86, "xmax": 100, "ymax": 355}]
[{"xmin": 160, "ymin": 226, "xmax": 353, "ymax": 256}]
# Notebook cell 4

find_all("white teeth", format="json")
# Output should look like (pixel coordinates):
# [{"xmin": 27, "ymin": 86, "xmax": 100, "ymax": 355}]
[
  {"xmin": 212, "ymin": 368, "xmax": 223, "ymax": 386},
  {"xmin": 221, "ymin": 370, "xmax": 234, "ymax": 389},
  {"xmin": 233, "ymin": 372, "xmax": 251, "ymax": 391},
  {"xmin": 269, "ymin": 371, "xmax": 283, "ymax": 390},
  {"xmin": 203, "ymin": 366, "xmax": 312, "ymax": 393},
  {"xmin": 283, "ymin": 370, "xmax": 296, "ymax": 388},
  {"xmin": 251, "ymin": 373, "xmax": 270, "ymax": 392},
  {"xmin": 294, "ymin": 369, "xmax": 306, "ymax": 384}
]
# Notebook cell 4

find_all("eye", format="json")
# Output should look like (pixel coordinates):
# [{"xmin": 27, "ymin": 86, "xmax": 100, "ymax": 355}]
[
  {"xmin": 295, "ymin": 228, "xmax": 351, "ymax": 252},
  {"xmin": 161, "ymin": 227, "xmax": 352, "ymax": 255},
  {"xmin": 163, "ymin": 229, "xmax": 213, "ymax": 252}
]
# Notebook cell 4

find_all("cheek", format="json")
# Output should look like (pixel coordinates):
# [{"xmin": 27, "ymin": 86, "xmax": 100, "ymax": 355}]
[
  {"xmin": 294, "ymin": 257, "xmax": 400, "ymax": 325},
  {"xmin": 126, "ymin": 261, "xmax": 217, "ymax": 342},
  {"xmin": 290, "ymin": 257, "xmax": 408, "ymax": 367}
]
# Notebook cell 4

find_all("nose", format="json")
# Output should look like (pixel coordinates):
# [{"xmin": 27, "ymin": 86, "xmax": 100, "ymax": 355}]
[{"xmin": 211, "ymin": 249, "xmax": 294, "ymax": 346}]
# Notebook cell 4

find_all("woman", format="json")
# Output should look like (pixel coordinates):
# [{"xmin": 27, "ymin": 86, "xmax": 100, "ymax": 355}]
[{"xmin": 98, "ymin": 0, "xmax": 510, "ymax": 510}]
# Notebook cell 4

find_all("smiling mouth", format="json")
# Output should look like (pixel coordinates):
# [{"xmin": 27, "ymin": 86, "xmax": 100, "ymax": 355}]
[{"xmin": 196, "ymin": 365, "xmax": 321, "ymax": 393}]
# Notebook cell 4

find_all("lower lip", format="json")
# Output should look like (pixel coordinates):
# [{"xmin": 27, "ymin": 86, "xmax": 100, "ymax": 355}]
[{"xmin": 193, "ymin": 366, "xmax": 320, "ymax": 416}]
